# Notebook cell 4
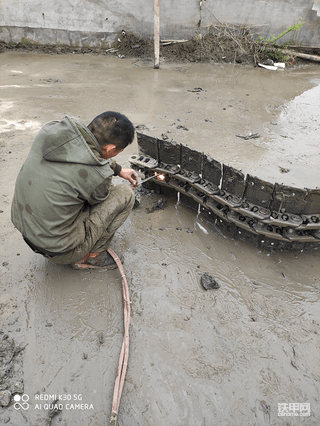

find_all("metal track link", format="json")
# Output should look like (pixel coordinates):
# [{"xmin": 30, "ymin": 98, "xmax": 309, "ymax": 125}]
[{"xmin": 130, "ymin": 134, "xmax": 320, "ymax": 251}]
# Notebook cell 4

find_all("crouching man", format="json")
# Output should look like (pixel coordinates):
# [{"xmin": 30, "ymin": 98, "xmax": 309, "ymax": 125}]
[{"xmin": 11, "ymin": 111, "xmax": 139, "ymax": 270}]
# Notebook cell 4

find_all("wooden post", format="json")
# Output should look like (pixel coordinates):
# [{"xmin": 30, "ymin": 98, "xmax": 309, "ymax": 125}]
[{"xmin": 154, "ymin": 0, "xmax": 160, "ymax": 69}]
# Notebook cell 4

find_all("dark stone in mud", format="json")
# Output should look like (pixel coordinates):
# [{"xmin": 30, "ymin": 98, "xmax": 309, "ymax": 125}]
[
  {"xmin": 97, "ymin": 333, "xmax": 104, "ymax": 344},
  {"xmin": 146, "ymin": 198, "xmax": 167, "ymax": 213},
  {"xmin": 133, "ymin": 192, "xmax": 141, "ymax": 209},
  {"xmin": 0, "ymin": 390, "xmax": 11, "ymax": 407},
  {"xmin": 12, "ymin": 380, "xmax": 24, "ymax": 394},
  {"xmin": 200, "ymin": 273, "xmax": 220, "ymax": 290},
  {"xmin": 187, "ymin": 87, "xmax": 203, "ymax": 92},
  {"xmin": 176, "ymin": 125, "xmax": 188, "ymax": 131}
]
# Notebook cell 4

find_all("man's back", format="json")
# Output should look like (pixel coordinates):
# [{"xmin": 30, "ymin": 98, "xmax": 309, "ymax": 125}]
[{"xmin": 11, "ymin": 116, "xmax": 114, "ymax": 253}]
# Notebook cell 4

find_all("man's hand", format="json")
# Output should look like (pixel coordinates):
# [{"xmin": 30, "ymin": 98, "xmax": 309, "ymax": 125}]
[{"xmin": 119, "ymin": 168, "xmax": 139, "ymax": 186}]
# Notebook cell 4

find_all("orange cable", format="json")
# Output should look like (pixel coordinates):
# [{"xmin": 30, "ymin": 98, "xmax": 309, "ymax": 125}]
[{"xmin": 108, "ymin": 248, "xmax": 131, "ymax": 426}]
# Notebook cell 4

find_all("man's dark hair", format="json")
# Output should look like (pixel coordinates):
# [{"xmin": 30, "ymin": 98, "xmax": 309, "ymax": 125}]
[{"xmin": 88, "ymin": 111, "xmax": 135, "ymax": 150}]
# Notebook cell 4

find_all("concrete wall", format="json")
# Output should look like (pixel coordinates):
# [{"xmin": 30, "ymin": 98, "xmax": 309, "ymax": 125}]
[{"xmin": 0, "ymin": 0, "xmax": 319, "ymax": 47}]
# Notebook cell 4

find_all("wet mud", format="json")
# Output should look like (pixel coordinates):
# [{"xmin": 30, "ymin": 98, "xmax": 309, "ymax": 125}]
[{"xmin": 0, "ymin": 52, "xmax": 320, "ymax": 425}]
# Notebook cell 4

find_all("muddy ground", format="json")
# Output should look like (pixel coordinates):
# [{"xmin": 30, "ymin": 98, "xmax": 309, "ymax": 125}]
[{"xmin": 0, "ymin": 51, "xmax": 320, "ymax": 426}]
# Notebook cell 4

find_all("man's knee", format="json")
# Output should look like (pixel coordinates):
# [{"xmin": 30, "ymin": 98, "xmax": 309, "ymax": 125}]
[
  {"xmin": 116, "ymin": 183, "xmax": 135, "ymax": 210},
  {"xmin": 90, "ymin": 183, "xmax": 135, "ymax": 223}
]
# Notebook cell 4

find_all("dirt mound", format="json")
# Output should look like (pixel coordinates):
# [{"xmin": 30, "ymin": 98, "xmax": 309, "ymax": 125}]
[
  {"xmin": 0, "ymin": 41, "xmax": 105, "ymax": 56},
  {"xmin": 112, "ymin": 30, "xmax": 258, "ymax": 64},
  {"xmin": 0, "ymin": 27, "xmax": 304, "ymax": 66}
]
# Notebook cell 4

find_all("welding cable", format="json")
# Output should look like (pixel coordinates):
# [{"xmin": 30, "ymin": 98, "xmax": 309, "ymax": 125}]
[{"xmin": 108, "ymin": 248, "xmax": 131, "ymax": 426}]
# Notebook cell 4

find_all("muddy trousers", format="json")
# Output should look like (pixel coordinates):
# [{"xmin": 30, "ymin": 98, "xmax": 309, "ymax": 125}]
[{"xmin": 49, "ymin": 184, "xmax": 135, "ymax": 265}]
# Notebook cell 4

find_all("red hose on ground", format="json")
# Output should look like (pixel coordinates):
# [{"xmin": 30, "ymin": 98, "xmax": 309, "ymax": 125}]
[{"xmin": 108, "ymin": 248, "xmax": 131, "ymax": 426}]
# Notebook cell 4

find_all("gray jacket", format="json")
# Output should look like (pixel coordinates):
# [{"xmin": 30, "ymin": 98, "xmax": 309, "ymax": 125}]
[{"xmin": 11, "ymin": 116, "xmax": 120, "ymax": 253}]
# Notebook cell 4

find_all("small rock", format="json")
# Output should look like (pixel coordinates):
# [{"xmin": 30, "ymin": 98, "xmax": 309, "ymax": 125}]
[
  {"xmin": 279, "ymin": 167, "xmax": 290, "ymax": 174},
  {"xmin": 188, "ymin": 87, "xmax": 203, "ymax": 93},
  {"xmin": 161, "ymin": 133, "xmax": 169, "ymax": 140},
  {"xmin": 12, "ymin": 381, "xmax": 24, "ymax": 394},
  {"xmin": 0, "ymin": 390, "xmax": 11, "ymax": 407},
  {"xmin": 176, "ymin": 125, "xmax": 188, "ymax": 131},
  {"xmin": 146, "ymin": 198, "xmax": 167, "ymax": 213},
  {"xmin": 97, "ymin": 333, "xmax": 104, "ymax": 344},
  {"xmin": 200, "ymin": 273, "xmax": 220, "ymax": 290},
  {"xmin": 133, "ymin": 193, "xmax": 141, "ymax": 209},
  {"xmin": 135, "ymin": 124, "xmax": 149, "ymax": 131},
  {"xmin": 4, "ymin": 417, "xmax": 10, "ymax": 424}
]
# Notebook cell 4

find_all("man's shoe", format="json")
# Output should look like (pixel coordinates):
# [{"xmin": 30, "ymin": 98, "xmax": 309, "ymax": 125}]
[{"xmin": 71, "ymin": 251, "xmax": 123, "ymax": 270}]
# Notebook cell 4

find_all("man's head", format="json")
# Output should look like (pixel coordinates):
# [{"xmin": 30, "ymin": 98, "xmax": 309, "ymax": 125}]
[{"xmin": 88, "ymin": 111, "xmax": 135, "ymax": 159}]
